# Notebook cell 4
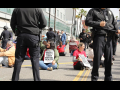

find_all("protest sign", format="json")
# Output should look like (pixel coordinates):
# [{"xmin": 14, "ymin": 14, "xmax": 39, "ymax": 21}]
[
  {"xmin": 44, "ymin": 49, "xmax": 54, "ymax": 63},
  {"xmin": 79, "ymin": 54, "xmax": 92, "ymax": 69}
]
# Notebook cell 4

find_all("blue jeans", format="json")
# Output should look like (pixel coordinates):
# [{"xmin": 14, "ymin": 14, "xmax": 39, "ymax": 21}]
[
  {"xmin": 70, "ymin": 50, "xmax": 76, "ymax": 56},
  {"xmin": 39, "ymin": 61, "xmax": 57, "ymax": 70}
]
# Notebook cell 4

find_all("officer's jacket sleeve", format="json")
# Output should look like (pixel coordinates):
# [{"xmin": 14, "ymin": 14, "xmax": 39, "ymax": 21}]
[
  {"xmin": 79, "ymin": 33, "xmax": 82, "ymax": 39},
  {"xmin": 37, "ymin": 8, "xmax": 47, "ymax": 29},
  {"xmin": 10, "ymin": 9, "xmax": 17, "ymax": 34},
  {"xmin": 85, "ymin": 9, "xmax": 101, "ymax": 28},
  {"xmin": 0, "ymin": 32, "xmax": 3, "ymax": 40},
  {"xmin": 111, "ymin": 11, "xmax": 119, "ymax": 32}
]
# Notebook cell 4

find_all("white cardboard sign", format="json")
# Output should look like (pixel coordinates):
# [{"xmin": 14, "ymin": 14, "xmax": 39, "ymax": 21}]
[
  {"xmin": 44, "ymin": 49, "xmax": 54, "ymax": 63},
  {"xmin": 79, "ymin": 54, "xmax": 92, "ymax": 69}
]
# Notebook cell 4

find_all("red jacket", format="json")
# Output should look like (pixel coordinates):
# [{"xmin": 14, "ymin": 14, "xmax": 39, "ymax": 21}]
[
  {"xmin": 57, "ymin": 45, "xmax": 65, "ymax": 53},
  {"xmin": 73, "ymin": 49, "xmax": 87, "ymax": 66},
  {"xmin": 27, "ymin": 48, "xmax": 30, "ymax": 58}
]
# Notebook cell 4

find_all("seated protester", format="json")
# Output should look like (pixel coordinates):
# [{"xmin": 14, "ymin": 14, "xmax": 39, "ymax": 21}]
[
  {"xmin": 57, "ymin": 41, "xmax": 66, "ymax": 56},
  {"xmin": 69, "ymin": 36, "xmax": 79, "ymax": 56},
  {"xmin": 39, "ymin": 40, "xmax": 59, "ymax": 71},
  {"xmin": 88, "ymin": 43, "xmax": 105, "ymax": 67},
  {"xmin": 73, "ymin": 43, "xmax": 90, "ymax": 70},
  {"xmin": 0, "ymin": 41, "xmax": 15, "ymax": 68}
]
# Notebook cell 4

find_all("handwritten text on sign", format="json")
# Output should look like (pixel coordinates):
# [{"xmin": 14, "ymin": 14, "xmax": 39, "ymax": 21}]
[{"xmin": 44, "ymin": 49, "xmax": 54, "ymax": 63}]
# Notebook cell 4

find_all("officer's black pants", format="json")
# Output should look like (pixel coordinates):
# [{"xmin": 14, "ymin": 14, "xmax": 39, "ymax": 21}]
[
  {"xmin": 12, "ymin": 33, "xmax": 40, "ymax": 81},
  {"xmin": 112, "ymin": 39, "xmax": 117, "ymax": 55},
  {"xmin": 1, "ymin": 40, "xmax": 8, "ymax": 49},
  {"xmin": 92, "ymin": 35, "xmax": 112, "ymax": 81}
]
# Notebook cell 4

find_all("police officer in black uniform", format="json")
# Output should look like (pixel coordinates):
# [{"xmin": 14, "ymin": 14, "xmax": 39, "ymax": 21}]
[
  {"xmin": 85, "ymin": 8, "xmax": 119, "ymax": 81},
  {"xmin": 0, "ymin": 26, "xmax": 12, "ymax": 49},
  {"xmin": 10, "ymin": 8, "xmax": 47, "ymax": 81},
  {"xmin": 46, "ymin": 27, "xmax": 57, "ymax": 42},
  {"xmin": 79, "ymin": 28, "xmax": 87, "ymax": 51}
]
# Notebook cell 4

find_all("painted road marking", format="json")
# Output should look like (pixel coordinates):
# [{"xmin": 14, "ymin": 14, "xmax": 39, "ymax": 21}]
[
  {"xmin": 73, "ymin": 70, "xmax": 84, "ymax": 81},
  {"xmin": 81, "ymin": 69, "xmax": 90, "ymax": 81},
  {"xmin": 81, "ymin": 70, "xmax": 89, "ymax": 81},
  {"xmin": 84, "ymin": 69, "xmax": 90, "ymax": 81},
  {"xmin": 21, "ymin": 62, "xmax": 73, "ymax": 67}
]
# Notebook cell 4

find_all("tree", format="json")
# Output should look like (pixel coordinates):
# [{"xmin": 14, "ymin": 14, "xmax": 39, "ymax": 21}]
[
  {"xmin": 72, "ymin": 8, "xmax": 79, "ymax": 37},
  {"xmin": 76, "ymin": 14, "xmax": 81, "ymax": 38},
  {"xmin": 48, "ymin": 8, "xmax": 51, "ymax": 27},
  {"xmin": 78, "ymin": 9, "xmax": 87, "ymax": 33},
  {"xmin": 54, "ymin": 8, "xmax": 56, "ymax": 32}
]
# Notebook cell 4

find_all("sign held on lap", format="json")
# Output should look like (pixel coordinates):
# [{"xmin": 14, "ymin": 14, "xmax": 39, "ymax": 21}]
[
  {"xmin": 79, "ymin": 54, "xmax": 92, "ymax": 69},
  {"xmin": 44, "ymin": 49, "xmax": 54, "ymax": 63}
]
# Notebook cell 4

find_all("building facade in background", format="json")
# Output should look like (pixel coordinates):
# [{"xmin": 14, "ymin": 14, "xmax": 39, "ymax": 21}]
[{"xmin": 0, "ymin": 8, "xmax": 73, "ymax": 41}]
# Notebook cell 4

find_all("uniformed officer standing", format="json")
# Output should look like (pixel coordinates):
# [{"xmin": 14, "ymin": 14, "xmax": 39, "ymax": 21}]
[
  {"xmin": 0, "ymin": 26, "xmax": 12, "ymax": 49},
  {"xmin": 79, "ymin": 29, "xmax": 87, "ymax": 51},
  {"xmin": 46, "ymin": 27, "xmax": 57, "ymax": 42},
  {"xmin": 85, "ymin": 8, "xmax": 119, "ymax": 81},
  {"xmin": 10, "ymin": 8, "xmax": 47, "ymax": 81}
]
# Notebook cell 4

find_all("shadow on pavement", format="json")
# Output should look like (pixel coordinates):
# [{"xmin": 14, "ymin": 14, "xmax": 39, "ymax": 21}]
[{"xmin": 19, "ymin": 78, "xmax": 60, "ymax": 81}]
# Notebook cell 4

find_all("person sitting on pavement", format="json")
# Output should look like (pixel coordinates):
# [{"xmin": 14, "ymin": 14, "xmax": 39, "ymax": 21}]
[
  {"xmin": 73, "ymin": 42, "xmax": 90, "ymax": 70},
  {"xmin": 57, "ymin": 41, "xmax": 66, "ymax": 56},
  {"xmin": 39, "ymin": 39, "xmax": 59, "ymax": 71},
  {"xmin": 69, "ymin": 36, "xmax": 79, "ymax": 56},
  {"xmin": 0, "ymin": 41, "xmax": 15, "ymax": 68}
]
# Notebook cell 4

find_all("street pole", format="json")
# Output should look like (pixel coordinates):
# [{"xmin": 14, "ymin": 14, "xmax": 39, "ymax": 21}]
[
  {"xmin": 49, "ymin": 8, "xmax": 51, "ymax": 28},
  {"xmin": 54, "ymin": 8, "xmax": 56, "ymax": 32}
]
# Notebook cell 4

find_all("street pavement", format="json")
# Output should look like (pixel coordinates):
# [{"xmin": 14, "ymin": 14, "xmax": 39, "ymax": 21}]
[{"xmin": 0, "ymin": 43, "xmax": 120, "ymax": 81}]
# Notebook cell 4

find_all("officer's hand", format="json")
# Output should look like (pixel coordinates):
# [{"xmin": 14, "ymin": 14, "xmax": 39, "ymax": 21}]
[
  {"xmin": 117, "ymin": 30, "xmax": 120, "ymax": 34},
  {"xmin": 52, "ymin": 60, "xmax": 56, "ymax": 65},
  {"xmin": 100, "ymin": 21, "xmax": 106, "ymax": 27},
  {"xmin": 80, "ymin": 38, "xmax": 83, "ymax": 40}
]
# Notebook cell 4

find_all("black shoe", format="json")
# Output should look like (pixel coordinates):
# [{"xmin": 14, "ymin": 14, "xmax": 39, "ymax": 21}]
[
  {"xmin": 8, "ymin": 65, "xmax": 13, "ymax": 68},
  {"xmin": 2, "ymin": 64, "xmax": 5, "ymax": 66}
]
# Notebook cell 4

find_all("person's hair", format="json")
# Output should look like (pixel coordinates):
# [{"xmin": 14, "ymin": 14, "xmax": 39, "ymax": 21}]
[
  {"xmin": 78, "ymin": 42, "xmax": 84, "ymax": 48},
  {"xmin": 49, "ymin": 27, "xmax": 53, "ymax": 31},
  {"xmin": 7, "ymin": 41, "xmax": 13, "ymax": 46},
  {"xmin": 82, "ymin": 28, "xmax": 85, "ymax": 31},
  {"xmin": 48, "ymin": 39, "xmax": 55, "ymax": 50},
  {"xmin": 59, "ymin": 41, "xmax": 62, "ymax": 47}
]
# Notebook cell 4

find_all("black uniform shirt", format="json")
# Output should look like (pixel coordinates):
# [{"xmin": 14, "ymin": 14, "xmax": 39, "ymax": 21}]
[
  {"xmin": 46, "ymin": 31, "xmax": 57, "ymax": 40},
  {"xmin": 0, "ymin": 30, "xmax": 12, "ymax": 40},
  {"xmin": 10, "ymin": 8, "xmax": 47, "ymax": 35}
]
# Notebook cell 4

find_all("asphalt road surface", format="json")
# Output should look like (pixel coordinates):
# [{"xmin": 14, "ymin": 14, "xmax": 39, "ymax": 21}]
[{"xmin": 0, "ymin": 43, "xmax": 120, "ymax": 81}]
